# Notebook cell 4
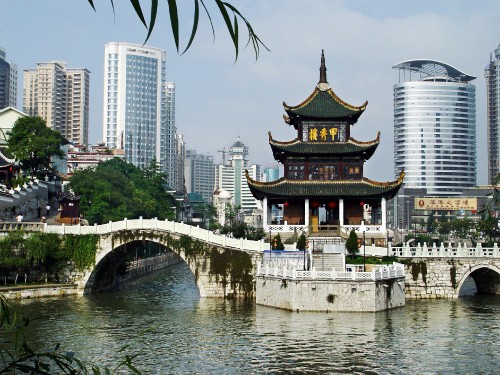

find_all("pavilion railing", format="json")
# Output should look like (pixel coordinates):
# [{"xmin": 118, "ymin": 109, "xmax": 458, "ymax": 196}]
[{"xmin": 256, "ymin": 262, "xmax": 405, "ymax": 281}]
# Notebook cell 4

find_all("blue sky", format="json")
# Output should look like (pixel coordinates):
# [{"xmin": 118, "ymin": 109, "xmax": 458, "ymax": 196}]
[{"xmin": 2, "ymin": 0, "xmax": 500, "ymax": 184}]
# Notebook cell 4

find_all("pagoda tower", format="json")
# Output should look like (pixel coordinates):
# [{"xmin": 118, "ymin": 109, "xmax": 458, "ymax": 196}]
[{"xmin": 246, "ymin": 51, "xmax": 404, "ymax": 238}]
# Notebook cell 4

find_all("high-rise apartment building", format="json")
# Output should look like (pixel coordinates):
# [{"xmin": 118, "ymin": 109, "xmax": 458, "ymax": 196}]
[
  {"xmin": 0, "ymin": 47, "xmax": 17, "ymax": 110},
  {"xmin": 174, "ymin": 133, "xmax": 186, "ymax": 194},
  {"xmin": 486, "ymin": 43, "xmax": 500, "ymax": 184},
  {"xmin": 215, "ymin": 138, "xmax": 261, "ymax": 213},
  {"xmin": 102, "ymin": 42, "xmax": 176, "ymax": 176},
  {"xmin": 185, "ymin": 149, "xmax": 215, "ymax": 203},
  {"xmin": 393, "ymin": 60, "xmax": 476, "ymax": 195},
  {"xmin": 163, "ymin": 82, "xmax": 177, "ymax": 188},
  {"xmin": 23, "ymin": 62, "xmax": 90, "ymax": 144}
]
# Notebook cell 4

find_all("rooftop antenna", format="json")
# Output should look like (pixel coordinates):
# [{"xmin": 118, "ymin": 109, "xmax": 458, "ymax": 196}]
[{"xmin": 218, "ymin": 147, "xmax": 227, "ymax": 165}]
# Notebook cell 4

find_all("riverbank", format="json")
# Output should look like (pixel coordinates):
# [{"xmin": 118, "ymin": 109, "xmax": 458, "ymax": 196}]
[{"xmin": 0, "ymin": 283, "xmax": 78, "ymax": 299}]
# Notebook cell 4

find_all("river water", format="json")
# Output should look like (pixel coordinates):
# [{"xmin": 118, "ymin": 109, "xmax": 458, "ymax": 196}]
[{"xmin": 12, "ymin": 262, "xmax": 500, "ymax": 374}]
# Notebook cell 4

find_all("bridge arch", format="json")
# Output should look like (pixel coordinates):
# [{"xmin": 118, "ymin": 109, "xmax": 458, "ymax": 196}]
[
  {"xmin": 75, "ymin": 228, "xmax": 261, "ymax": 299},
  {"xmin": 455, "ymin": 264, "xmax": 500, "ymax": 298},
  {"xmin": 82, "ymin": 238, "xmax": 181, "ymax": 294}
]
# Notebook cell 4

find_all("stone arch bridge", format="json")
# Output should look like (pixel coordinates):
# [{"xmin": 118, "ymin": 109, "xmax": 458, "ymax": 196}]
[
  {"xmin": 1, "ymin": 218, "xmax": 266, "ymax": 298},
  {"xmin": 1, "ymin": 219, "xmax": 499, "ymax": 299},
  {"xmin": 391, "ymin": 244, "xmax": 500, "ymax": 298}
]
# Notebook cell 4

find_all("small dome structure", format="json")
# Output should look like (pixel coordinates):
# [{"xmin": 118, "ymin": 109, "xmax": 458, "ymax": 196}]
[{"xmin": 218, "ymin": 189, "xmax": 231, "ymax": 200}]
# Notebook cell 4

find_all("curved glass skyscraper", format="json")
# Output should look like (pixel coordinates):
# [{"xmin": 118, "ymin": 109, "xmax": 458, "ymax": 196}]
[{"xmin": 393, "ymin": 60, "xmax": 476, "ymax": 195}]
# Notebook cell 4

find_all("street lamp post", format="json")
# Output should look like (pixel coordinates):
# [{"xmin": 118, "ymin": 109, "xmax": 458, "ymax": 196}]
[
  {"xmin": 386, "ymin": 230, "xmax": 390, "ymax": 264},
  {"xmin": 363, "ymin": 230, "xmax": 366, "ymax": 271},
  {"xmin": 269, "ymin": 231, "xmax": 272, "ymax": 262},
  {"xmin": 406, "ymin": 200, "xmax": 410, "ymax": 231},
  {"xmin": 304, "ymin": 240, "xmax": 308, "ymax": 271}
]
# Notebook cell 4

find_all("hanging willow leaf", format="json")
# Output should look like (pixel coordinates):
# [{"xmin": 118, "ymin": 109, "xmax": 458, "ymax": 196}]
[
  {"xmin": 215, "ymin": 0, "xmax": 238, "ymax": 59},
  {"xmin": 98, "ymin": 0, "xmax": 268, "ymax": 60},
  {"xmin": 145, "ymin": 0, "xmax": 159, "ymax": 44},
  {"xmin": 129, "ymin": 0, "xmax": 148, "ymax": 28},
  {"xmin": 86, "ymin": 0, "xmax": 96, "ymax": 11},
  {"xmin": 223, "ymin": 1, "xmax": 269, "ymax": 59},
  {"xmin": 182, "ymin": 0, "xmax": 201, "ymax": 55},
  {"xmin": 199, "ymin": 0, "xmax": 216, "ymax": 42},
  {"xmin": 167, "ymin": 0, "xmax": 180, "ymax": 51}
]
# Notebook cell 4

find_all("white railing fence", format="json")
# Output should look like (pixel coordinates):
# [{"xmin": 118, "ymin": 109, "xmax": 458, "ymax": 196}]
[
  {"xmin": 390, "ymin": 242, "xmax": 499, "ymax": 258},
  {"xmin": 256, "ymin": 262, "xmax": 405, "ymax": 281},
  {"xmin": 0, "ymin": 218, "xmax": 270, "ymax": 253},
  {"xmin": 1, "ymin": 219, "xmax": 499, "ymax": 258}
]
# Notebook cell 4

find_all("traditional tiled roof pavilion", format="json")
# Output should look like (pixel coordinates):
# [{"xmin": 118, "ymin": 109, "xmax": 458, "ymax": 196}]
[{"xmin": 246, "ymin": 51, "xmax": 404, "ymax": 236}]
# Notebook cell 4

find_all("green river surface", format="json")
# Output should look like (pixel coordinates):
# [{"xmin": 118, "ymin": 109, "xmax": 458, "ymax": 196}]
[{"xmin": 11, "ymin": 262, "xmax": 500, "ymax": 374}]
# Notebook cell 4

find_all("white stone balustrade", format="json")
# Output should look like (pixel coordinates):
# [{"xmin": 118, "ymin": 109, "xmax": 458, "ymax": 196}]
[
  {"xmin": 1, "ymin": 219, "xmax": 499, "ymax": 259},
  {"xmin": 0, "ymin": 218, "xmax": 270, "ymax": 253},
  {"xmin": 390, "ymin": 242, "xmax": 499, "ymax": 258},
  {"xmin": 256, "ymin": 263, "xmax": 405, "ymax": 281}
]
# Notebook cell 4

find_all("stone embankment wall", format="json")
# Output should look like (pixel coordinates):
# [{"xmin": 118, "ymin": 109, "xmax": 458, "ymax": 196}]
[
  {"xmin": 256, "ymin": 277, "xmax": 405, "ymax": 312},
  {"xmin": 124, "ymin": 253, "xmax": 182, "ymax": 281},
  {"xmin": 1, "ymin": 284, "xmax": 78, "ymax": 299}
]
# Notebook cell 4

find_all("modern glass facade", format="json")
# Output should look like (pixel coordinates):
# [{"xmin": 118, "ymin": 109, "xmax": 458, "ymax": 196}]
[
  {"xmin": 103, "ymin": 43, "xmax": 176, "ymax": 173},
  {"xmin": 124, "ymin": 54, "xmax": 158, "ymax": 169},
  {"xmin": 393, "ymin": 60, "xmax": 476, "ymax": 196},
  {"xmin": 485, "ymin": 43, "xmax": 500, "ymax": 184},
  {"xmin": 0, "ymin": 47, "xmax": 17, "ymax": 111}
]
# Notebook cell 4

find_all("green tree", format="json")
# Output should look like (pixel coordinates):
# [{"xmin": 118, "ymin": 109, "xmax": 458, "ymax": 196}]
[
  {"xmin": 477, "ymin": 214, "xmax": 498, "ymax": 244},
  {"xmin": 68, "ymin": 158, "xmax": 177, "ymax": 224},
  {"xmin": 476, "ymin": 173, "xmax": 500, "ymax": 244},
  {"xmin": 296, "ymin": 233, "xmax": 307, "ymax": 250},
  {"xmin": 245, "ymin": 226, "xmax": 265, "ymax": 241},
  {"xmin": 426, "ymin": 212, "xmax": 437, "ymax": 233},
  {"xmin": 6, "ymin": 116, "xmax": 64, "ymax": 179},
  {"xmin": 88, "ymin": 0, "xmax": 268, "ymax": 60},
  {"xmin": 345, "ymin": 229, "xmax": 358, "ymax": 259},
  {"xmin": 191, "ymin": 202, "xmax": 217, "ymax": 229},
  {"xmin": 450, "ymin": 218, "xmax": 474, "ymax": 239},
  {"xmin": 437, "ymin": 221, "xmax": 452, "ymax": 236},
  {"xmin": 273, "ymin": 234, "xmax": 284, "ymax": 250}
]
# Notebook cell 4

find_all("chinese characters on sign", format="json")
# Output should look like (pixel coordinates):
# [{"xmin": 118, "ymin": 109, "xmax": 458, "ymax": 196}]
[
  {"xmin": 308, "ymin": 126, "xmax": 340, "ymax": 142},
  {"xmin": 414, "ymin": 197, "xmax": 477, "ymax": 211}
]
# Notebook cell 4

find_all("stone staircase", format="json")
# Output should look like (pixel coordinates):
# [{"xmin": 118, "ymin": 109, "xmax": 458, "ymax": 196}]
[{"xmin": 312, "ymin": 252, "xmax": 345, "ymax": 272}]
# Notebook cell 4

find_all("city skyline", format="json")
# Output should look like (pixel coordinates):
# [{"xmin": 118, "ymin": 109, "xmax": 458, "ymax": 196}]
[{"xmin": 2, "ymin": 0, "xmax": 500, "ymax": 184}]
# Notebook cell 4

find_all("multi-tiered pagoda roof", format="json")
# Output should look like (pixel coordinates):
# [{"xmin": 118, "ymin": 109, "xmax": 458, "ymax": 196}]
[{"xmin": 246, "ymin": 50, "xmax": 403, "ymax": 202}]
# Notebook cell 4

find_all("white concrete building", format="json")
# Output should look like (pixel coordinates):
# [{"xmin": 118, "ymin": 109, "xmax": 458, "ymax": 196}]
[
  {"xmin": 185, "ymin": 149, "xmax": 214, "ymax": 203},
  {"xmin": 174, "ymin": 133, "xmax": 186, "ymax": 194},
  {"xmin": 215, "ymin": 138, "xmax": 261, "ymax": 218}
]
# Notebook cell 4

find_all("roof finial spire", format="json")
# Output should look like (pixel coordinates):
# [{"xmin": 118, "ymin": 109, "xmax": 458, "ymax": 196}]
[{"xmin": 319, "ymin": 49, "xmax": 328, "ymax": 84}]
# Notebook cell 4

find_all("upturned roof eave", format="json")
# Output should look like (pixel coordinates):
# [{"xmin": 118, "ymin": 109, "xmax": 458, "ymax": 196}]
[
  {"xmin": 268, "ymin": 133, "xmax": 380, "ymax": 161},
  {"xmin": 283, "ymin": 86, "xmax": 367, "ymax": 124},
  {"xmin": 245, "ymin": 170, "xmax": 404, "ymax": 201}
]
